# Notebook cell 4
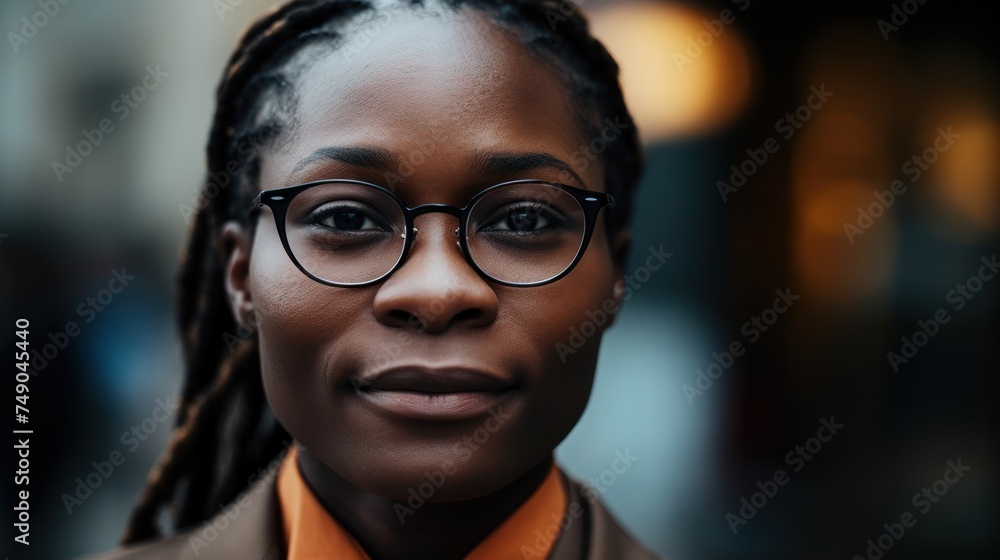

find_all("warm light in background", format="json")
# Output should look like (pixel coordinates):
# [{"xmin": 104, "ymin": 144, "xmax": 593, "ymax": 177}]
[
  {"xmin": 791, "ymin": 112, "xmax": 897, "ymax": 305},
  {"xmin": 791, "ymin": 23, "xmax": 901, "ymax": 306},
  {"xmin": 588, "ymin": 1, "xmax": 754, "ymax": 142},
  {"xmin": 930, "ymin": 116, "xmax": 1000, "ymax": 234},
  {"xmin": 793, "ymin": 178, "xmax": 898, "ymax": 304},
  {"xmin": 915, "ymin": 47, "xmax": 1000, "ymax": 237}
]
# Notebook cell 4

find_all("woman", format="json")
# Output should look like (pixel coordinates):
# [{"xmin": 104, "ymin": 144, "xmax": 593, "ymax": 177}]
[{"xmin": 83, "ymin": 0, "xmax": 653, "ymax": 558}]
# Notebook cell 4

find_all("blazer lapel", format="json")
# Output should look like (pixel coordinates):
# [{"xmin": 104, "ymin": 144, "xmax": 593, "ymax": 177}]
[
  {"xmin": 184, "ymin": 471, "xmax": 286, "ymax": 560},
  {"xmin": 548, "ymin": 472, "xmax": 661, "ymax": 560}
]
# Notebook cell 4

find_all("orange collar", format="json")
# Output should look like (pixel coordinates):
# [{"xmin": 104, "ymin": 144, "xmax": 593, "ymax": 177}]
[{"xmin": 277, "ymin": 445, "xmax": 568, "ymax": 559}]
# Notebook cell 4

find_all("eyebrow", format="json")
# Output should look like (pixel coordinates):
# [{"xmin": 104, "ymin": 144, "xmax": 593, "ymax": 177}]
[
  {"xmin": 471, "ymin": 151, "xmax": 587, "ymax": 188},
  {"xmin": 291, "ymin": 146, "xmax": 587, "ymax": 188},
  {"xmin": 291, "ymin": 146, "xmax": 397, "ymax": 176}
]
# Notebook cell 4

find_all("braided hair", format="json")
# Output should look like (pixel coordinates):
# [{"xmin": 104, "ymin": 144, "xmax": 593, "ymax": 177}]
[{"xmin": 123, "ymin": 0, "xmax": 643, "ymax": 543}]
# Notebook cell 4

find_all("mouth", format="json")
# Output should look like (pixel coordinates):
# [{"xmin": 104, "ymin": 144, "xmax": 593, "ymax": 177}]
[{"xmin": 353, "ymin": 366, "xmax": 515, "ymax": 422}]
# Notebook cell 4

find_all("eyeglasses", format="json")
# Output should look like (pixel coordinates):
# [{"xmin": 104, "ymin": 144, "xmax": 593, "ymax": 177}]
[{"xmin": 248, "ymin": 179, "xmax": 614, "ymax": 287}]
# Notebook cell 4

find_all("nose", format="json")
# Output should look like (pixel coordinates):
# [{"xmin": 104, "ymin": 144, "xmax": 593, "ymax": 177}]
[{"xmin": 373, "ymin": 215, "xmax": 499, "ymax": 333}]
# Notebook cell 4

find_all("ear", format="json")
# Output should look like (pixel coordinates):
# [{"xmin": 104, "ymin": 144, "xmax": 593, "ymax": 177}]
[
  {"xmin": 608, "ymin": 229, "xmax": 632, "ymax": 326},
  {"xmin": 222, "ymin": 221, "xmax": 255, "ymax": 329}
]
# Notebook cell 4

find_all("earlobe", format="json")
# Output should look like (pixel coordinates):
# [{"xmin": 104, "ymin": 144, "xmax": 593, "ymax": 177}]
[
  {"xmin": 222, "ymin": 221, "xmax": 255, "ymax": 329},
  {"xmin": 609, "ymin": 229, "xmax": 632, "ymax": 326}
]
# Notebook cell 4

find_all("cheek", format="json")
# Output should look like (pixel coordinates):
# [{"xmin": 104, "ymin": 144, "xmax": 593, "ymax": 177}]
[
  {"xmin": 513, "ymin": 234, "xmax": 617, "ymax": 362},
  {"xmin": 247, "ymin": 221, "xmax": 370, "ymax": 434},
  {"xmin": 504, "ymin": 237, "xmax": 618, "ymax": 442}
]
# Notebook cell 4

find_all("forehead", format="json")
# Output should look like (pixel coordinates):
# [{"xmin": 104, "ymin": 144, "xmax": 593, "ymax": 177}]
[{"xmin": 259, "ymin": 7, "xmax": 594, "ymax": 193}]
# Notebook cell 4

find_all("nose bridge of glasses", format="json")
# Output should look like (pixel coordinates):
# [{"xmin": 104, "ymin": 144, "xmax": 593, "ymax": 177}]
[{"xmin": 408, "ymin": 204, "xmax": 463, "ymax": 240}]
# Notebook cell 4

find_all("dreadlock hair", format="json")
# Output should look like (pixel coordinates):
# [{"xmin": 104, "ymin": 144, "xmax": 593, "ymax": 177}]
[{"xmin": 122, "ymin": 0, "xmax": 644, "ymax": 544}]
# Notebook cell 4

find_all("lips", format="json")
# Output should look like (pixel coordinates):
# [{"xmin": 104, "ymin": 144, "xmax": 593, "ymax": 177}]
[
  {"xmin": 354, "ymin": 365, "xmax": 515, "ymax": 421},
  {"xmin": 362, "ymin": 366, "xmax": 513, "ymax": 393}
]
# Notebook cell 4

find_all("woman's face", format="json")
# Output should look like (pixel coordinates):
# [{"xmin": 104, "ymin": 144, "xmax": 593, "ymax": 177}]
[{"xmin": 226, "ymin": 9, "xmax": 628, "ymax": 501}]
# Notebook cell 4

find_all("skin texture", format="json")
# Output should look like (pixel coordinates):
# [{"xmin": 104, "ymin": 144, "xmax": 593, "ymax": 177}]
[{"xmin": 223, "ymin": 8, "xmax": 629, "ymax": 560}]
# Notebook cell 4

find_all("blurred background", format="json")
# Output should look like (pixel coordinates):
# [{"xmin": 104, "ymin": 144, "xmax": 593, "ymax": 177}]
[{"xmin": 1, "ymin": 0, "xmax": 997, "ymax": 558}]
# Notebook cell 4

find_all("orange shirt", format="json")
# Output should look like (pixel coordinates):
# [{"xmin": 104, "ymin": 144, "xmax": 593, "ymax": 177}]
[{"xmin": 277, "ymin": 446, "xmax": 569, "ymax": 560}]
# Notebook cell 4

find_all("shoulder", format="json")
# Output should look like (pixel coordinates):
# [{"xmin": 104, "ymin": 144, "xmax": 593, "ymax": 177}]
[
  {"xmin": 73, "ymin": 530, "xmax": 199, "ymax": 560},
  {"xmin": 71, "ymin": 471, "xmax": 284, "ymax": 560},
  {"xmin": 553, "ymin": 471, "xmax": 664, "ymax": 560}
]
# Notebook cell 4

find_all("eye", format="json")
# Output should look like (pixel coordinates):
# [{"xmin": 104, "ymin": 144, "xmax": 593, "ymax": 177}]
[
  {"xmin": 480, "ymin": 202, "xmax": 566, "ymax": 233},
  {"xmin": 310, "ymin": 202, "xmax": 390, "ymax": 232}
]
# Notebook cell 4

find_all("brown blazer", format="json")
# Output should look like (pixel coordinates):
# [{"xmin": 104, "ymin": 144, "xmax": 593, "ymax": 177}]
[{"xmin": 77, "ymin": 470, "xmax": 661, "ymax": 560}]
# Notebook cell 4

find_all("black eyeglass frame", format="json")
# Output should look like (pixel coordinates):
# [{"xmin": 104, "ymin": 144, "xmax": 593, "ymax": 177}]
[{"xmin": 248, "ymin": 178, "xmax": 615, "ymax": 288}]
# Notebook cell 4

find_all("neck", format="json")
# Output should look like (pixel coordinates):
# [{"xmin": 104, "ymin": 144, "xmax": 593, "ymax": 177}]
[{"xmin": 296, "ymin": 443, "xmax": 553, "ymax": 560}]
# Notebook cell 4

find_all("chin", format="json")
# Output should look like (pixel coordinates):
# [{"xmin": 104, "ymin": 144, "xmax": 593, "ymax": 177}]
[{"xmin": 325, "ymin": 428, "xmax": 554, "ymax": 503}]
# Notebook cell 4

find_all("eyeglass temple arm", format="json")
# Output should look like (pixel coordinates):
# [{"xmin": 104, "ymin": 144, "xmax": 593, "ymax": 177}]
[{"xmin": 247, "ymin": 193, "xmax": 263, "ymax": 215}]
